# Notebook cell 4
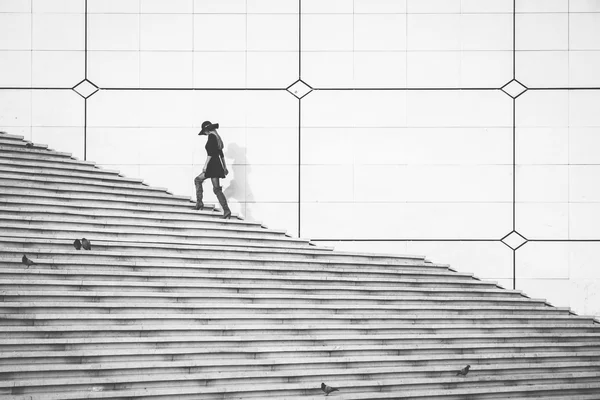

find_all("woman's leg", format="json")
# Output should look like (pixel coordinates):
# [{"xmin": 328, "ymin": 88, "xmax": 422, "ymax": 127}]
[
  {"xmin": 211, "ymin": 178, "xmax": 231, "ymax": 219},
  {"xmin": 194, "ymin": 172, "xmax": 206, "ymax": 210}
]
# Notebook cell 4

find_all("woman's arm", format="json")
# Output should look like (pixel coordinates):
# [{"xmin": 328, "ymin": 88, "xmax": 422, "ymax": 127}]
[
  {"xmin": 203, "ymin": 156, "xmax": 211, "ymax": 173},
  {"xmin": 220, "ymin": 155, "xmax": 229, "ymax": 176}
]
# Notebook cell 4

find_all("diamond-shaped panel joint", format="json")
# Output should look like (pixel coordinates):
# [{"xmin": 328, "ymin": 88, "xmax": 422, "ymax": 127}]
[
  {"xmin": 501, "ymin": 231, "xmax": 528, "ymax": 250},
  {"xmin": 501, "ymin": 79, "xmax": 527, "ymax": 99},
  {"xmin": 287, "ymin": 79, "xmax": 313, "ymax": 99},
  {"xmin": 73, "ymin": 79, "xmax": 99, "ymax": 99}
]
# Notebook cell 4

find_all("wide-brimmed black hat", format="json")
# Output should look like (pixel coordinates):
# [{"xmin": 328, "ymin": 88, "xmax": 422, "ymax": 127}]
[{"xmin": 199, "ymin": 121, "xmax": 219, "ymax": 135}]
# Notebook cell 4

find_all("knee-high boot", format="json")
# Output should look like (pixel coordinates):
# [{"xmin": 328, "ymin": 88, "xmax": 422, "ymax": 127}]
[
  {"xmin": 194, "ymin": 176, "xmax": 204, "ymax": 210},
  {"xmin": 213, "ymin": 186, "xmax": 231, "ymax": 219}
]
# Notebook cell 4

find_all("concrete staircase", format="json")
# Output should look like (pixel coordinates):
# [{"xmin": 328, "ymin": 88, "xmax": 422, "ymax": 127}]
[{"xmin": 1, "ymin": 130, "xmax": 599, "ymax": 399}]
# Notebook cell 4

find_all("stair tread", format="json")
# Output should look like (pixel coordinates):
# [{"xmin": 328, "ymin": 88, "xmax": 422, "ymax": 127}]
[
  {"xmin": 0, "ymin": 173, "xmax": 169, "ymax": 192},
  {"xmin": 3, "ymin": 340, "xmax": 600, "ymax": 356},
  {"xmin": 0, "ymin": 164, "xmax": 145, "ymax": 183},
  {"xmin": 1, "ymin": 322, "xmax": 596, "ymax": 332},
  {"xmin": 0, "ymin": 300, "xmax": 561, "ymax": 311},
  {"xmin": 3, "ymin": 371, "xmax": 600, "ymax": 390},
  {"xmin": 1, "ymin": 312, "xmax": 588, "ymax": 320},
  {"xmin": 0, "ymin": 132, "xmax": 26, "ymax": 140},
  {"xmin": 0, "ymin": 144, "xmax": 72, "ymax": 157},
  {"xmin": 0, "ymin": 198, "xmax": 266, "ymax": 225},
  {"xmin": 0, "ymin": 203, "xmax": 257, "ymax": 222},
  {"xmin": 0, "ymin": 211, "xmax": 285, "ymax": 233},
  {"xmin": 0, "ymin": 243, "xmax": 430, "ymax": 266},
  {"xmin": 0, "ymin": 264, "xmax": 477, "ymax": 282},
  {"xmin": 0, "ymin": 216, "xmax": 300, "ymax": 238},
  {"xmin": 0, "ymin": 139, "xmax": 47, "ymax": 149},
  {"xmin": 3, "ymin": 358, "xmax": 599, "ymax": 375},
  {"xmin": 0, "ymin": 255, "xmax": 453, "ymax": 275},
  {"xmin": 0, "ymin": 153, "xmax": 97, "ymax": 167},
  {"xmin": 0, "ymin": 291, "xmax": 542, "ymax": 303},
  {"xmin": 3, "ymin": 377, "xmax": 600, "ymax": 400},
  {"xmin": 4, "ymin": 351, "xmax": 600, "ymax": 368},
  {"xmin": 0, "ymin": 276, "xmax": 498, "ymax": 291},
  {"xmin": 4, "ymin": 331, "xmax": 600, "ymax": 345},
  {"xmin": 1, "ymin": 183, "xmax": 192, "ymax": 201},
  {"xmin": 0, "ymin": 231, "xmax": 314, "ymax": 251},
  {"xmin": 0, "ymin": 279, "xmax": 536, "ymax": 295}
]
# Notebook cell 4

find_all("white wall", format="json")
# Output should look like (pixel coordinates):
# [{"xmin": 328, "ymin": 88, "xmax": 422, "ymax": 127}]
[{"xmin": 1, "ymin": 0, "xmax": 600, "ymax": 318}]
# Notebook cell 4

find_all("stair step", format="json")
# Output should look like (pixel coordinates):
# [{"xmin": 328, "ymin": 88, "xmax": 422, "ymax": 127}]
[
  {"xmin": 0, "ymin": 229, "xmax": 311, "ymax": 251},
  {"xmin": 3, "ymin": 323, "xmax": 598, "ymax": 337},
  {"xmin": 0, "ymin": 210, "xmax": 289, "ymax": 234},
  {"xmin": 0, "ymin": 240, "xmax": 430, "ymax": 267},
  {"xmin": 3, "ymin": 341, "xmax": 600, "ymax": 359},
  {"xmin": 0, "ymin": 157, "xmax": 130, "ymax": 179},
  {"xmin": 0, "ymin": 269, "xmax": 489, "ymax": 290},
  {"xmin": 0, "ymin": 278, "xmax": 535, "ymax": 298},
  {"xmin": 0, "ymin": 163, "xmax": 147, "ymax": 185},
  {"xmin": 2, "ymin": 361, "xmax": 599, "ymax": 384},
  {"xmin": 0, "ymin": 144, "xmax": 72, "ymax": 158},
  {"xmin": 4, "ymin": 331, "xmax": 598, "ymax": 344},
  {"xmin": 3, "ymin": 332, "xmax": 599, "ymax": 349},
  {"xmin": 0, "ymin": 216, "xmax": 301, "ymax": 241},
  {"xmin": 1, "ymin": 182, "xmax": 191, "ymax": 202},
  {"xmin": 0, "ymin": 263, "xmax": 464, "ymax": 280},
  {"xmin": 0, "ymin": 254, "xmax": 458, "ymax": 279},
  {"xmin": 0, "ymin": 152, "xmax": 97, "ymax": 168},
  {"xmin": 0, "ymin": 132, "xmax": 26, "ymax": 141},
  {"xmin": 0, "ymin": 191, "xmax": 200, "ymax": 215},
  {"xmin": 0, "ymin": 198, "xmax": 269, "ymax": 226},
  {"xmin": 0, "ymin": 291, "xmax": 544, "ymax": 306},
  {"xmin": 3, "ymin": 350, "xmax": 600, "ymax": 369},
  {"xmin": 0, "ymin": 194, "xmax": 242, "ymax": 221},
  {"xmin": 2, "ymin": 373, "xmax": 600, "ymax": 400},
  {"xmin": 0, "ymin": 178, "xmax": 179, "ymax": 202},
  {"xmin": 1, "ymin": 283, "xmax": 529, "ymax": 305},
  {"xmin": 0, "ymin": 253, "xmax": 452, "ymax": 277},
  {"xmin": 0, "ymin": 312, "xmax": 590, "ymax": 326},
  {"xmin": 0, "ymin": 170, "xmax": 169, "ymax": 193},
  {"xmin": 0, "ymin": 138, "xmax": 47, "ymax": 149},
  {"xmin": 3, "ymin": 370, "xmax": 600, "ymax": 396},
  {"xmin": 0, "ymin": 301, "xmax": 565, "ymax": 316}
]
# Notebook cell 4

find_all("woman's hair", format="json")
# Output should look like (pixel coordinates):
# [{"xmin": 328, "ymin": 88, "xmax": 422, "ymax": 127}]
[{"xmin": 211, "ymin": 131, "xmax": 224, "ymax": 151}]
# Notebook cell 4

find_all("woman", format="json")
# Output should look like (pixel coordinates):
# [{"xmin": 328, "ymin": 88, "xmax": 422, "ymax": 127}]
[{"xmin": 194, "ymin": 120, "xmax": 231, "ymax": 219}]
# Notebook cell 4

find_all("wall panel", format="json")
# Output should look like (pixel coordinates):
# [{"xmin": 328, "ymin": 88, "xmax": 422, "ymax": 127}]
[{"xmin": 2, "ymin": 0, "xmax": 600, "ymax": 319}]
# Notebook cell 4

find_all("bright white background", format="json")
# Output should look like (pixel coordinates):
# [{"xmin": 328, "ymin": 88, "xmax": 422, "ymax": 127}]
[{"xmin": 1, "ymin": 0, "xmax": 600, "ymax": 318}]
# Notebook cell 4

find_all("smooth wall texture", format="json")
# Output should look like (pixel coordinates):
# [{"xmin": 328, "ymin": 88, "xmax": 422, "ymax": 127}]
[{"xmin": 1, "ymin": 0, "xmax": 600, "ymax": 318}]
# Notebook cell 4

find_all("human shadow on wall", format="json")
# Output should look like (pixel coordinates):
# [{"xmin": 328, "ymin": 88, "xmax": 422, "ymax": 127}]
[{"xmin": 223, "ymin": 142, "xmax": 254, "ymax": 221}]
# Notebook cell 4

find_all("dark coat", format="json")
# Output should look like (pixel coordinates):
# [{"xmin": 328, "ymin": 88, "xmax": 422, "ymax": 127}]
[{"xmin": 204, "ymin": 134, "xmax": 225, "ymax": 178}]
